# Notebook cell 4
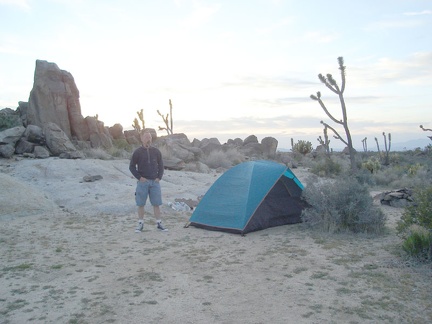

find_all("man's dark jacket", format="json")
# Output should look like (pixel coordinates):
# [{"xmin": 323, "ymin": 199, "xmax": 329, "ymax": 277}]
[{"xmin": 129, "ymin": 146, "xmax": 164, "ymax": 180}]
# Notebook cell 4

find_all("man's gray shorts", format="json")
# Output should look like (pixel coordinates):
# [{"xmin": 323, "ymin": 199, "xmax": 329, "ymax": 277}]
[{"xmin": 135, "ymin": 180, "xmax": 162, "ymax": 206}]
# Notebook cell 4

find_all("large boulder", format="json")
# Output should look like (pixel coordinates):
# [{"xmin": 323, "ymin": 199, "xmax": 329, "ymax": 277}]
[
  {"xmin": 24, "ymin": 124, "xmax": 45, "ymax": 144},
  {"xmin": 26, "ymin": 60, "xmax": 89, "ymax": 141},
  {"xmin": 244, "ymin": 135, "xmax": 258, "ymax": 145},
  {"xmin": 261, "ymin": 136, "xmax": 278, "ymax": 158},
  {"xmin": 0, "ymin": 126, "xmax": 25, "ymax": 145},
  {"xmin": 155, "ymin": 133, "xmax": 198, "ymax": 164},
  {"xmin": 198, "ymin": 137, "xmax": 222, "ymax": 156},
  {"xmin": 124, "ymin": 130, "xmax": 140, "ymax": 145},
  {"xmin": 85, "ymin": 117, "xmax": 112, "ymax": 149},
  {"xmin": 17, "ymin": 101, "xmax": 29, "ymax": 126},
  {"xmin": 15, "ymin": 139, "xmax": 36, "ymax": 154},
  {"xmin": 43, "ymin": 122, "xmax": 77, "ymax": 156},
  {"xmin": 33, "ymin": 145, "xmax": 50, "ymax": 159},
  {"xmin": 0, "ymin": 144, "xmax": 15, "ymax": 158},
  {"xmin": 227, "ymin": 138, "xmax": 243, "ymax": 147},
  {"xmin": 109, "ymin": 123, "xmax": 126, "ymax": 140}
]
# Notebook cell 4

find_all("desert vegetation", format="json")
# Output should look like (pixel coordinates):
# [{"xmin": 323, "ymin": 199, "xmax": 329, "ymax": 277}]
[
  {"xmin": 310, "ymin": 56, "xmax": 357, "ymax": 173},
  {"xmin": 84, "ymin": 133, "xmax": 432, "ymax": 264}
]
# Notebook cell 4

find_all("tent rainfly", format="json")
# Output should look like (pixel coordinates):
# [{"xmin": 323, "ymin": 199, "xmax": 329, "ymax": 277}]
[{"xmin": 188, "ymin": 160, "xmax": 306, "ymax": 234}]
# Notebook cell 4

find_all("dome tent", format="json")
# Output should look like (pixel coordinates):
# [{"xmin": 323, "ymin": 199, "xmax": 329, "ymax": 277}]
[{"xmin": 188, "ymin": 160, "xmax": 306, "ymax": 234}]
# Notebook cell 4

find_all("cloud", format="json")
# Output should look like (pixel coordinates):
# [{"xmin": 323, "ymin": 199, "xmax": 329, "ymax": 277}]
[
  {"xmin": 222, "ymin": 75, "xmax": 316, "ymax": 90},
  {"xmin": 404, "ymin": 10, "xmax": 432, "ymax": 16},
  {"xmin": 0, "ymin": 0, "xmax": 30, "ymax": 10},
  {"xmin": 364, "ymin": 18, "xmax": 422, "ymax": 31},
  {"xmin": 349, "ymin": 52, "xmax": 432, "ymax": 87}
]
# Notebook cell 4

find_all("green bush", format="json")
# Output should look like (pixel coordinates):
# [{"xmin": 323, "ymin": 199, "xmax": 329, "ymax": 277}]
[
  {"xmin": 397, "ymin": 186, "xmax": 432, "ymax": 233},
  {"xmin": 301, "ymin": 177, "xmax": 386, "ymax": 234},
  {"xmin": 112, "ymin": 139, "xmax": 133, "ymax": 152},
  {"xmin": 292, "ymin": 140, "xmax": 313, "ymax": 155},
  {"xmin": 0, "ymin": 113, "xmax": 22, "ymax": 131},
  {"xmin": 401, "ymin": 225, "xmax": 432, "ymax": 260},
  {"xmin": 361, "ymin": 157, "xmax": 381, "ymax": 174}
]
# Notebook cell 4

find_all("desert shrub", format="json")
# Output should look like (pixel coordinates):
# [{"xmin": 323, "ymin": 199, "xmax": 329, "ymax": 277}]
[
  {"xmin": 112, "ymin": 139, "xmax": 133, "ymax": 152},
  {"xmin": 401, "ymin": 225, "xmax": 432, "ymax": 261},
  {"xmin": 387, "ymin": 168, "xmax": 431, "ymax": 189},
  {"xmin": 223, "ymin": 148, "xmax": 246, "ymax": 166},
  {"xmin": 310, "ymin": 157, "xmax": 342, "ymax": 177},
  {"xmin": 104, "ymin": 139, "xmax": 133, "ymax": 158},
  {"xmin": 107, "ymin": 147, "xmax": 131, "ymax": 159},
  {"xmin": 292, "ymin": 140, "xmax": 313, "ymax": 155},
  {"xmin": 361, "ymin": 157, "xmax": 381, "ymax": 174},
  {"xmin": 83, "ymin": 148, "xmax": 113, "ymax": 160},
  {"xmin": 201, "ymin": 150, "xmax": 233, "ymax": 169},
  {"xmin": 0, "ymin": 113, "xmax": 22, "ymax": 131},
  {"xmin": 354, "ymin": 169, "xmax": 376, "ymax": 186},
  {"xmin": 301, "ymin": 176, "xmax": 386, "ymax": 234},
  {"xmin": 406, "ymin": 163, "xmax": 424, "ymax": 177},
  {"xmin": 372, "ymin": 167, "xmax": 405, "ymax": 187},
  {"xmin": 397, "ymin": 186, "xmax": 432, "ymax": 233},
  {"xmin": 290, "ymin": 151, "xmax": 305, "ymax": 164}
]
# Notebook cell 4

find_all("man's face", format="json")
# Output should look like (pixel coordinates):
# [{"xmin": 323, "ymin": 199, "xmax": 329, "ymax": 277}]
[{"xmin": 141, "ymin": 133, "xmax": 152, "ymax": 147}]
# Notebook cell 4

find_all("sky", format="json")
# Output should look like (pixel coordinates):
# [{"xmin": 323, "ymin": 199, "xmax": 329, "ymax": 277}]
[{"xmin": 0, "ymin": 0, "xmax": 431, "ymax": 150}]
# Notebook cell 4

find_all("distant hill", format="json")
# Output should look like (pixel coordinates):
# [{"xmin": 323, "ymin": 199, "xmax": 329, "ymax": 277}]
[{"xmin": 390, "ymin": 138, "xmax": 431, "ymax": 151}]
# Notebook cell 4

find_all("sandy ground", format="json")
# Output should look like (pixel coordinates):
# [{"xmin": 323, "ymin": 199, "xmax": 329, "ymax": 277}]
[{"xmin": 0, "ymin": 157, "xmax": 431, "ymax": 324}]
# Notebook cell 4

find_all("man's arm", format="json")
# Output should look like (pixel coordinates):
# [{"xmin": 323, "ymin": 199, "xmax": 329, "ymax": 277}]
[
  {"xmin": 157, "ymin": 150, "xmax": 164, "ymax": 180},
  {"xmin": 129, "ymin": 152, "xmax": 141, "ymax": 180}
]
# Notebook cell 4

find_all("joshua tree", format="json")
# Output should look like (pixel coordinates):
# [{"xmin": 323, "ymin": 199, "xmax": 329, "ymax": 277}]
[
  {"xmin": 158, "ymin": 99, "xmax": 174, "ymax": 135},
  {"xmin": 310, "ymin": 57, "xmax": 357, "ymax": 173},
  {"xmin": 132, "ymin": 118, "xmax": 140, "ymax": 132},
  {"xmin": 132, "ymin": 109, "xmax": 145, "ymax": 132},
  {"xmin": 317, "ymin": 124, "xmax": 331, "ymax": 155},
  {"xmin": 374, "ymin": 132, "xmax": 391, "ymax": 165},
  {"xmin": 137, "ymin": 109, "xmax": 145, "ymax": 129},
  {"xmin": 420, "ymin": 125, "xmax": 432, "ymax": 141},
  {"xmin": 361, "ymin": 137, "xmax": 368, "ymax": 152}
]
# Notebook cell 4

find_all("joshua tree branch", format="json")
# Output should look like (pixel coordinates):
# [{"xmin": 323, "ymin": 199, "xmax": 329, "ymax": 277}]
[
  {"xmin": 321, "ymin": 121, "xmax": 348, "ymax": 146},
  {"xmin": 313, "ymin": 95, "xmax": 343, "ymax": 125}
]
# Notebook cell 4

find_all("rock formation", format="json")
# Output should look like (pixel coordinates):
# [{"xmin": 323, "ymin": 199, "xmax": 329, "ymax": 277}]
[
  {"xmin": 26, "ymin": 60, "xmax": 89, "ymax": 141},
  {"xmin": 0, "ymin": 60, "xmax": 281, "ymax": 168}
]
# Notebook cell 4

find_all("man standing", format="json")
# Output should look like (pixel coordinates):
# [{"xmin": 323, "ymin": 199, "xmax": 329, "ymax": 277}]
[{"xmin": 129, "ymin": 130, "xmax": 168, "ymax": 232}]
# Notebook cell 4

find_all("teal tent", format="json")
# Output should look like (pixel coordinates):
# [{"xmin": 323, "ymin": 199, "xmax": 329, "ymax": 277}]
[{"xmin": 189, "ymin": 160, "xmax": 306, "ymax": 234}]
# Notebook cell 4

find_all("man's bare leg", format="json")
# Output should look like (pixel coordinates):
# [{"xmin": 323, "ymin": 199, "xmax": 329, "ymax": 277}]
[
  {"xmin": 154, "ymin": 205, "xmax": 168, "ymax": 231},
  {"xmin": 135, "ymin": 206, "xmax": 145, "ymax": 232}
]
